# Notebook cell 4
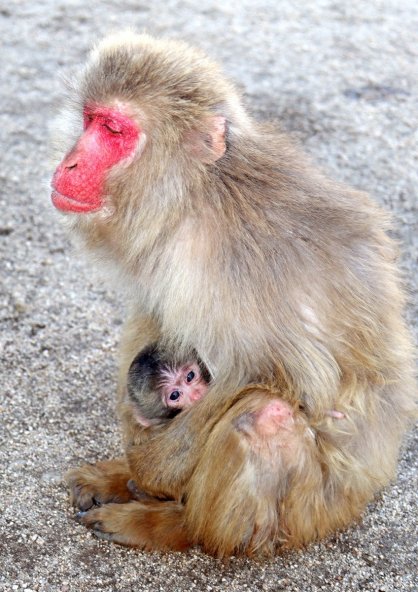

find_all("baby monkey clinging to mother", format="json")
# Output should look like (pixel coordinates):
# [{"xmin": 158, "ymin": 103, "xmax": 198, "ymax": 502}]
[{"xmin": 127, "ymin": 344, "xmax": 211, "ymax": 426}]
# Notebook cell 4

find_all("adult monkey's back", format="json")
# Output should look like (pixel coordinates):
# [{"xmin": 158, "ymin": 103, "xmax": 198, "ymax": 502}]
[{"xmin": 51, "ymin": 32, "xmax": 416, "ymax": 556}]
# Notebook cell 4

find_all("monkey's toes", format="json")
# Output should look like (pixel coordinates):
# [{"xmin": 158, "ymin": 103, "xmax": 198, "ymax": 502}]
[
  {"xmin": 76, "ymin": 509, "xmax": 105, "ymax": 535},
  {"xmin": 66, "ymin": 461, "xmax": 134, "ymax": 510},
  {"xmin": 67, "ymin": 478, "xmax": 95, "ymax": 511},
  {"xmin": 67, "ymin": 472, "xmax": 98, "ymax": 511},
  {"xmin": 75, "ymin": 505, "xmax": 133, "ymax": 546}
]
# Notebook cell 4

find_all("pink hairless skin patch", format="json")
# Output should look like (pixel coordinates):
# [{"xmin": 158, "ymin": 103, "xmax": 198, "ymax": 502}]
[{"xmin": 51, "ymin": 105, "xmax": 140, "ymax": 213}]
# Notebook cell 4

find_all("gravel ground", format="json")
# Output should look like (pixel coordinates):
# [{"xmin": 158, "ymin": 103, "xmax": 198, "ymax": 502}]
[{"xmin": 0, "ymin": 1, "xmax": 417, "ymax": 591}]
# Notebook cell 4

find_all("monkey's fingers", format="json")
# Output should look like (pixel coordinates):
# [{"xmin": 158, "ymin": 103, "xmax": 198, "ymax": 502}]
[
  {"xmin": 75, "ymin": 501, "xmax": 191, "ymax": 551},
  {"xmin": 66, "ymin": 458, "xmax": 133, "ymax": 511}
]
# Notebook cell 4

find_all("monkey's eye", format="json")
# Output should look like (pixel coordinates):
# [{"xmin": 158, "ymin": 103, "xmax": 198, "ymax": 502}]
[
  {"xmin": 103, "ymin": 122, "xmax": 122, "ymax": 134},
  {"xmin": 169, "ymin": 390, "xmax": 181, "ymax": 401},
  {"xmin": 186, "ymin": 371, "xmax": 195, "ymax": 383}
]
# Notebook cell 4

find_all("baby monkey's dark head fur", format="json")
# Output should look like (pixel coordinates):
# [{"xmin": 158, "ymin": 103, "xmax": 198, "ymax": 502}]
[{"xmin": 127, "ymin": 343, "xmax": 211, "ymax": 423}]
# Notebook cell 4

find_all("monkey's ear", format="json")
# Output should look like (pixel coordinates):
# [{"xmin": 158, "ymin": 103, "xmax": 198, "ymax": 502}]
[{"xmin": 185, "ymin": 115, "xmax": 226, "ymax": 164}]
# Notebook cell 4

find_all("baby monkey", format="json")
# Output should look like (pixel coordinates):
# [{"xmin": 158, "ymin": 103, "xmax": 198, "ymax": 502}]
[{"xmin": 127, "ymin": 344, "xmax": 211, "ymax": 427}]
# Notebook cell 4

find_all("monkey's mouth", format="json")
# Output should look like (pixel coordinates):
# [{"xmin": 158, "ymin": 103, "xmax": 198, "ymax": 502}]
[{"xmin": 51, "ymin": 189, "xmax": 101, "ymax": 214}]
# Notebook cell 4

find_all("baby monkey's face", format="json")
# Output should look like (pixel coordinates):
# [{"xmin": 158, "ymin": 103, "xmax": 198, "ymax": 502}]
[
  {"xmin": 159, "ymin": 362, "xmax": 209, "ymax": 410},
  {"xmin": 126, "ymin": 345, "xmax": 212, "ymax": 427}
]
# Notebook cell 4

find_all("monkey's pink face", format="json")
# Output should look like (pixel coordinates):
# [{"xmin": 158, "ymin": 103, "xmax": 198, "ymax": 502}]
[
  {"xmin": 51, "ymin": 105, "xmax": 140, "ymax": 213},
  {"xmin": 160, "ymin": 363, "xmax": 209, "ymax": 410}
]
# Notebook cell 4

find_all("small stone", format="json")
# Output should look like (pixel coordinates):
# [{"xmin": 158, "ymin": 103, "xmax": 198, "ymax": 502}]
[{"xmin": 41, "ymin": 471, "xmax": 62, "ymax": 485}]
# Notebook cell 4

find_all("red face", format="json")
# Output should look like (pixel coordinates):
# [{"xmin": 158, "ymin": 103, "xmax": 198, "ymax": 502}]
[
  {"xmin": 51, "ymin": 105, "xmax": 140, "ymax": 213},
  {"xmin": 159, "ymin": 362, "xmax": 209, "ymax": 410}
]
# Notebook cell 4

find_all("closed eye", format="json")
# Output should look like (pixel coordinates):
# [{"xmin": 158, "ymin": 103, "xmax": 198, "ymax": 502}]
[{"xmin": 103, "ymin": 123, "xmax": 122, "ymax": 134}]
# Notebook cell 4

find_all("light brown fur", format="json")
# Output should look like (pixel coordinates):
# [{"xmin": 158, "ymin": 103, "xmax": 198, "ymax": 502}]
[{"xmin": 58, "ymin": 32, "xmax": 416, "ymax": 557}]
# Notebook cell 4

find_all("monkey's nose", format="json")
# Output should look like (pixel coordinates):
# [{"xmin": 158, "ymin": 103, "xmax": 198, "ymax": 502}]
[{"xmin": 63, "ymin": 150, "xmax": 79, "ymax": 170}]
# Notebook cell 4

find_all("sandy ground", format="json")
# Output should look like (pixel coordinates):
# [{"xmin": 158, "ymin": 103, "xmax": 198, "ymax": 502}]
[{"xmin": 0, "ymin": 1, "xmax": 417, "ymax": 591}]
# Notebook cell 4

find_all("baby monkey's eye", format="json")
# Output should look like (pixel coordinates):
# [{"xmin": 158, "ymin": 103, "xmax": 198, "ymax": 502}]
[
  {"xmin": 169, "ymin": 390, "xmax": 181, "ymax": 401},
  {"xmin": 186, "ymin": 371, "xmax": 195, "ymax": 383}
]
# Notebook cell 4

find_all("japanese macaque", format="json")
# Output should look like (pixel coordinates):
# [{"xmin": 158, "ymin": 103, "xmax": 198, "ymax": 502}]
[
  {"xmin": 55, "ymin": 32, "xmax": 416, "ymax": 557},
  {"xmin": 126, "ymin": 343, "xmax": 211, "ymax": 426}
]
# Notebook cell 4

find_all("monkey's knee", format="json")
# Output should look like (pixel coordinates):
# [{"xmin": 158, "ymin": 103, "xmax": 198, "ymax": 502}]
[
  {"xmin": 184, "ymin": 395, "xmax": 317, "ymax": 556},
  {"xmin": 235, "ymin": 398, "xmax": 294, "ymax": 436},
  {"xmin": 234, "ymin": 397, "xmax": 315, "ymax": 467}
]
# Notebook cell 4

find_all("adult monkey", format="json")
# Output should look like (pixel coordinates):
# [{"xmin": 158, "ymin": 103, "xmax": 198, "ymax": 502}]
[{"xmin": 52, "ymin": 32, "xmax": 416, "ymax": 556}]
